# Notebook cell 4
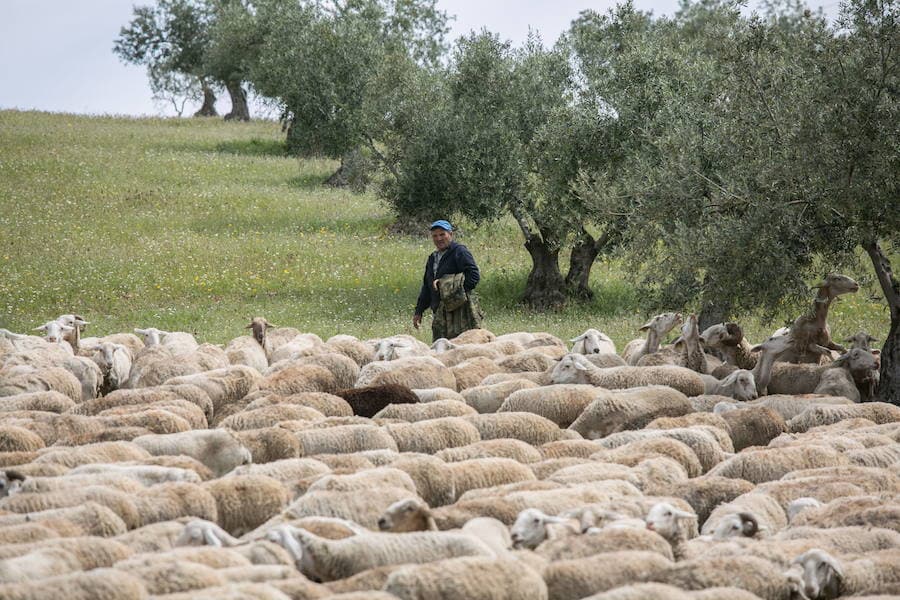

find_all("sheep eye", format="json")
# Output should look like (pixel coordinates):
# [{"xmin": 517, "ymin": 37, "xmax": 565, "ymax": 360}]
[{"xmin": 533, "ymin": 518, "xmax": 540, "ymax": 524}]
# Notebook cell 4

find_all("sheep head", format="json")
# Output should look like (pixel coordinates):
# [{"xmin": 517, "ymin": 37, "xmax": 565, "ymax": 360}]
[
  {"xmin": 510, "ymin": 508, "xmax": 570, "ymax": 550},
  {"xmin": 431, "ymin": 338, "xmax": 457, "ymax": 353},
  {"xmin": 639, "ymin": 312, "xmax": 682, "ymax": 336},
  {"xmin": 644, "ymin": 502, "xmax": 696, "ymax": 542},
  {"xmin": 35, "ymin": 320, "xmax": 74, "ymax": 344},
  {"xmin": 712, "ymin": 512, "xmax": 759, "ymax": 540},
  {"xmin": 570, "ymin": 329, "xmax": 615, "ymax": 355},
  {"xmin": 0, "ymin": 470, "xmax": 25, "ymax": 498},
  {"xmin": 843, "ymin": 331, "xmax": 877, "ymax": 351},
  {"xmin": 815, "ymin": 274, "xmax": 859, "ymax": 300},
  {"xmin": 550, "ymin": 353, "xmax": 593, "ymax": 384},
  {"xmin": 833, "ymin": 348, "xmax": 879, "ymax": 376},
  {"xmin": 246, "ymin": 317, "xmax": 274, "ymax": 346},
  {"xmin": 378, "ymin": 498, "xmax": 435, "ymax": 532},
  {"xmin": 700, "ymin": 322, "xmax": 744, "ymax": 350},
  {"xmin": 722, "ymin": 369, "xmax": 758, "ymax": 401},
  {"xmin": 792, "ymin": 548, "xmax": 844, "ymax": 600}
]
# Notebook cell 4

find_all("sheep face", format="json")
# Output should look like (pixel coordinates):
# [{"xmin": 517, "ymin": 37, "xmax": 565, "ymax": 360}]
[
  {"xmin": 375, "ymin": 339, "xmax": 408, "ymax": 361},
  {"xmin": 644, "ymin": 502, "xmax": 696, "ymax": 541},
  {"xmin": 701, "ymin": 322, "xmax": 744, "ymax": 350},
  {"xmin": 175, "ymin": 519, "xmax": 225, "ymax": 547},
  {"xmin": 792, "ymin": 549, "xmax": 843, "ymax": 600},
  {"xmin": 712, "ymin": 512, "xmax": 759, "ymax": 540},
  {"xmin": 134, "ymin": 327, "xmax": 168, "ymax": 346},
  {"xmin": 0, "ymin": 470, "xmax": 25, "ymax": 498},
  {"xmin": 843, "ymin": 331, "xmax": 877, "ymax": 351},
  {"xmin": 724, "ymin": 369, "xmax": 758, "ymax": 401},
  {"xmin": 817, "ymin": 273, "xmax": 859, "ymax": 298},
  {"xmin": 571, "ymin": 329, "xmax": 615, "ymax": 355},
  {"xmin": 510, "ymin": 508, "xmax": 552, "ymax": 550},
  {"xmin": 639, "ymin": 312, "xmax": 682, "ymax": 335},
  {"xmin": 751, "ymin": 332, "xmax": 794, "ymax": 357},
  {"xmin": 431, "ymin": 338, "xmax": 456, "ymax": 353},
  {"xmin": 549, "ymin": 354, "xmax": 592, "ymax": 385},
  {"xmin": 378, "ymin": 498, "xmax": 431, "ymax": 532},
  {"xmin": 834, "ymin": 348, "xmax": 879, "ymax": 375},
  {"xmin": 34, "ymin": 320, "xmax": 73, "ymax": 344},
  {"xmin": 245, "ymin": 317, "xmax": 273, "ymax": 345}
]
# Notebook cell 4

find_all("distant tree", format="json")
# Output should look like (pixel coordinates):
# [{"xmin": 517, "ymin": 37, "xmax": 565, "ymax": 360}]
[
  {"xmin": 380, "ymin": 32, "xmax": 625, "ymax": 308},
  {"xmin": 576, "ymin": 0, "xmax": 899, "ymax": 401},
  {"xmin": 238, "ymin": 0, "xmax": 449, "ymax": 176},
  {"xmin": 114, "ymin": 0, "xmax": 218, "ymax": 116}
]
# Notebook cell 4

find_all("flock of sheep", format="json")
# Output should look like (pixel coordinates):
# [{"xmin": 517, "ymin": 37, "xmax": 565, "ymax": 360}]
[{"xmin": 0, "ymin": 272, "xmax": 897, "ymax": 600}]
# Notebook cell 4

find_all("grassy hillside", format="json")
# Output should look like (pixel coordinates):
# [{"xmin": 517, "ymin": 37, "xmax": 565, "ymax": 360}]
[{"xmin": 0, "ymin": 110, "xmax": 891, "ymax": 346}]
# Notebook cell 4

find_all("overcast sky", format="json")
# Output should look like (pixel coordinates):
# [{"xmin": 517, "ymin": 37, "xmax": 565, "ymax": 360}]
[{"xmin": 0, "ymin": 0, "xmax": 840, "ymax": 117}]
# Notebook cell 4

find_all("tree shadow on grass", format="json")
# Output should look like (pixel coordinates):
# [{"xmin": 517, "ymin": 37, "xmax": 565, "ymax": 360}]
[{"xmin": 214, "ymin": 139, "xmax": 288, "ymax": 157}]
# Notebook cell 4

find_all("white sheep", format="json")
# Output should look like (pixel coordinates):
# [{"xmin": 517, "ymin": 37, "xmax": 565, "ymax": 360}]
[
  {"xmin": 551, "ymin": 353, "xmax": 706, "ymax": 396},
  {"xmin": 792, "ymin": 548, "xmax": 900, "ymax": 599},
  {"xmin": 509, "ymin": 508, "xmax": 580, "ymax": 549},
  {"xmin": 266, "ymin": 526, "xmax": 494, "ymax": 582},
  {"xmin": 703, "ymin": 369, "xmax": 758, "ymax": 401},
  {"xmin": 570, "ymin": 328, "xmax": 617, "ymax": 355},
  {"xmin": 132, "ymin": 429, "xmax": 252, "ymax": 477},
  {"xmin": 621, "ymin": 312, "xmax": 682, "ymax": 365}
]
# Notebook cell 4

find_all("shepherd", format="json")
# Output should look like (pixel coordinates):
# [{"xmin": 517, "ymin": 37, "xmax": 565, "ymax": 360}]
[{"xmin": 412, "ymin": 220, "xmax": 484, "ymax": 342}]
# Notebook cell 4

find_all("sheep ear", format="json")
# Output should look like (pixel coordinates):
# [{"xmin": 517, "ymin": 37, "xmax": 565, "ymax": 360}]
[
  {"xmin": 574, "ymin": 360, "xmax": 590, "ymax": 371},
  {"xmin": 61, "ymin": 325, "xmax": 75, "ymax": 332},
  {"xmin": 872, "ymin": 349, "xmax": 881, "ymax": 357},
  {"xmin": 264, "ymin": 320, "xmax": 276, "ymax": 328},
  {"xmin": 673, "ymin": 508, "xmax": 697, "ymax": 520},
  {"xmin": 34, "ymin": 325, "xmax": 48, "ymax": 331},
  {"xmin": 134, "ymin": 328, "xmax": 147, "ymax": 335},
  {"xmin": 245, "ymin": 323, "xmax": 253, "ymax": 329},
  {"xmin": 570, "ymin": 334, "xmax": 585, "ymax": 342},
  {"xmin": 204, "ymin": 528, "xmax": 224, "ymax": 547}
]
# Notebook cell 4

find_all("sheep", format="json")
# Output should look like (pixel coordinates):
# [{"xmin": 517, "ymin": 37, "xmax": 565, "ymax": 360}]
[
  {"xmin": 495, "ymin": 349, "xmax": 560, "ymax": 373},
  {"xmin": 461, "ymin": 379, "xmax": 540, "ymax": 414},
  {"xmin": 0, "ymin": 501, "xmax": 128, "ymax": 537},
  {"xmin": 378, "ymin": 497, "xmax": 439, "ymax": 532},
  {"xmin": 435, "ymin": 344, "xmax": 501, "ymax": 366},
  {"xmin": 374, "ymin": 399, "xmax": 476, "ymax": 421},
  {"xmin": 845, "ymin": 330, "xmax": 878, "ymax": 351},
  {"xmin": 0, "ymin": 390, "xmax": 75, "ymax": 413},
  {"xmin": 653, "ymin": 555, "xmax": 805, "ymax": 600},
  {"xmin": 702, "ymin": 492, "xmax": 788, "ymax": 541},
  {"xmin": 274, "ymin": 352, "xmax": 360, "ymax": 390},
  {"xmin": 591, "ymin": 437, "xmax": 703, "ymax": 478},
  {"xmin": 325, "ymin": 334, "xmax": 374, "ymax": 367},
  {"xmin": 0, "ymin": 470, "xmax": 25, "ymax": 498},
  {"xmin": 162, "ymin": 365, "xmax": 261, "ymax": 411},
  {"xmin": 268, "ymin": 525, "xmax": 493, "ymax": 582},
  {"xmin": 569, "ymin": 386, "xmax": 693, "ymax": 439},
  {"xmin": 385, "ymin": 417, "xmax": 482, "ymax": 454},
  {"xmin": 356, "ymin": 355, "xmax": 455, "ymax": 389},
  {"xmin": 720, "ymin": 406, "xmax": 786, "ymax": 451},
  {"xmin": 335, "ymin": 384, "xmax": 420, "ymax": 417},
  {"xmin": 792, "ymin": 548, "xmax": 900, "ymax": 599},
  {"xmin": 283, "ymin": 485, "xmax": 418, "ymax": 530},
  {"xmin": 509, "ymin": 507, "xmax": 580, "ymax": 549},
  {"xmin": 637, "ymin": 313, "xmax": 707, "ymax": 374},
  {"xmin": 110, "ymin": 555, "xmax": 226, "ymax": 595},
  {"xmin": 224, "ymin": 333, "xmax": 269, "ymax": 374},
  {"xmin": 707, "ymin": 445, "xmax": 849, "ymax": 485},
  {"xmin": 436, "ymin": 438, "xmax": 542, "ymax": 464},
  {"xmin": 775, "ymin": 525, "xmax": 900, "ymax": 555},
  {"xmin": 668, "ymin": 476, "xmax": 756, "ymax": 525},
  {"xmin": 787, "ymin": 497, "xmax": 823, "ymax": 523},
  {"xmin": 787, "ymin": 402, "xmax": 900, "ymax": 433},
  {"xmin": 450, "ymin": 356, "xmax": 505, "ymax": 390},
  {"xmin": 229, "ymin": 457, "xmax": 330, "ymax": 495},
  {"xmin": 132, "ymin": 429, "xmax": 252, "ymax": 477},
  {"xmin": 622, "ymin": 312, "xmax": 682, "ymax": 365},
  {"xmin": 411, "ymin": 387, "xmax": 467, "ymax": 403},
  {"xmin": 765, "ymin": 348, "xmax": 879, "ymax": 401},
  {"xmin": 297, "ymin": 424, "xmax": 399, "ymax": 456},
  {"xmin": 781, "ymin": 273, "xmax": 860, "ymax": 364},
  {"xmin": 450, "ymin": 328, "xmax": 498, "ymax": 345},
  {"xmin": 201, "ymin": 475, "xmax": 290, "ymax": 536},
  {"xmin": 790, "ymin": 494, "xmax": 900, "ymax": 532},
  {"xmin": 219, "ymin": 404, "xmax": 324, "ymax": 431},
  {"xmin": 308, "ymin": 468, "xmax": 418, "ymax": 495},
  {"xmin": 479, "ymin": 371, "xmax": 550, "ymax": 386},
  {"xmin": 498, "ymin": 384, "xmax": 600, "ymax": 428},
  {"xmin": 571, "ymin": 328, "xmax": 617, "ymax": 355},
  {"xmin": 579, "ymin": 583, "xmax": 762, "ymax": 600},
  {"xmin": 0, "ymin": 425, "xmax": 44, "ymax": 453},
  {"xmin": 383, "ymin": 556, "xmax": 547, "ymax": 600},
  {"xmin": 267, "ymin": 332, "xmax": 326, "ymax": 364},
  {"xmin": 704, "ymin": 369, "xmax": 758, "ymax": 401},
  {"xmin": 542, "ymin": 551, "xmax": 674, "ymax": 600},
  {"xmin": 0, "ymin": 366, "xmax": 83, "ymax": 402},
  {"xmin": 84, "ymin": 342, "xmax": 133, "ymax": 395},
  {"xmin": 702, "ymin": 322, "xmax": 758, "ymax": 369},
  {"xmin": 552, "ymin": 353, "xmax": 706, "ymax": 396},
  {"xmin": 0, "ymin": 568, "xmax": 149, "ymax": 600},
  {"xmin": 463, "ymin": 412, "xmax": 578, "ymax": 445},
  {"xmin": 539, "ymin": 439, "xmax": 604, "ymax": 460},
  {"xmin": 595, "ymin": 428, "xmax": 731, "ymax": 473},
  {"xmin": 371, "ymin": 335, "xmax": 430, "ymax": 361}
]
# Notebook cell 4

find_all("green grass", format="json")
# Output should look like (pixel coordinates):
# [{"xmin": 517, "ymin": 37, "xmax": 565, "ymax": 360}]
[{"xmin": 0, "ymin": 110, "xmax": 891, "ymax": 347}]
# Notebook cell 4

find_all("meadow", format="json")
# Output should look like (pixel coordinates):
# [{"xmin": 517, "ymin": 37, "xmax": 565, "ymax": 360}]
[{"xmin": 0, "ymin": 110, "xmax": 891, "ymax": 347}]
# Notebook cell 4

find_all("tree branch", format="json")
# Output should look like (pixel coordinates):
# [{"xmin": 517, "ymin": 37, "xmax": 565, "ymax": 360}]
[
  {"xmin": 509, "ymin": 200, "xmax": 535, "ymax": 244},
  {"xmin": 864, "ymin": 239, "xmax": 900, "ymax": 318},
  {"xmin": 364, "ymin": 134, "xmax": 401, "ymax": 183}
]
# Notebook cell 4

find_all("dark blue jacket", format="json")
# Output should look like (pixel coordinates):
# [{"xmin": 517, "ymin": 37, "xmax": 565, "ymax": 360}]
[{"xmin": 415, "ymin": 241, "xmax": 480, "ymax": 315}]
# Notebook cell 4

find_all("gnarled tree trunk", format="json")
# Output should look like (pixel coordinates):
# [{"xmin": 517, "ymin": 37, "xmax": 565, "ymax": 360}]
[
  {"xmin": 565, "ymin": 229, "xmax": 602, "ymax": 301},
  {"xmin": 224, "ymin": 81, "xmax": 250, "ymax": 121},
  {"xmin": 865, "ymin": 240, "xmax": 900, "ymax": 405},
  {"xmin": 194, "ymin": 79, "xmax": 217, "ymax": 117},
  {"xmin": 511, "ymin": 204, "xmax": 566, "ymax": 310}
]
